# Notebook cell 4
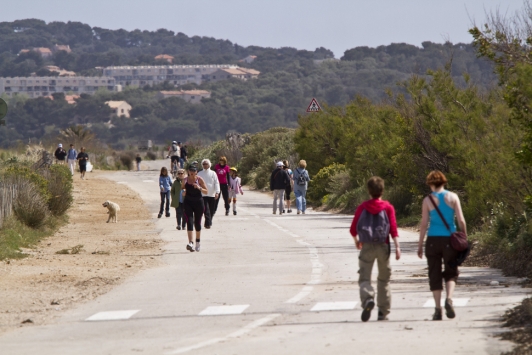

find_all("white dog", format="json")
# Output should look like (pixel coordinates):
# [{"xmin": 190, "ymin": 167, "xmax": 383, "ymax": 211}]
[{"xmin": 102, "ymin": 200, "xmax": 120, "ymax": 223}]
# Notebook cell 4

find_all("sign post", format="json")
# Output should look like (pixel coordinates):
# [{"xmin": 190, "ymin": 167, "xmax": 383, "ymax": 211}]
[
  {"xmin": 0, "ymin": 98, "xmax": 7, "ymax": 126},
  {"xmin": 306, "ymin": 98, "xmax": 321, "ymax": 113}
]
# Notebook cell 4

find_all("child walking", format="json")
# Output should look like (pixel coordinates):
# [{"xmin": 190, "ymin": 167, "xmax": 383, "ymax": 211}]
[
  {"xmin": 170, "ymin": 169, "xmax": 187, "ymax": 230},
  {"xmin": 350, "ymin": 176, "xmax": 401, "ymax": 322},
  {"xmin": 228, "ymin": 167, "xmax": 243, "ymax": 215},
  {"xmin": 158, "ymin": 167, "xmax": 172, "ymax": 218}
]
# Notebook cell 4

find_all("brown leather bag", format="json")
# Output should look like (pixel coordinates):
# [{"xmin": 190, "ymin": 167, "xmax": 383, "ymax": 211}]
[{"xmin": 427, "ymin": 194, "xmax": 468, "ymax": 251}]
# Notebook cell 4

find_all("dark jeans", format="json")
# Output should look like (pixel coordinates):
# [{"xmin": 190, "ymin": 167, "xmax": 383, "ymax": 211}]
[
  {"xmin": 215, "ymin": 183, "xmax": 230, "ymax": 212},
  {"xmin": 175, "ymin": 203, "xmax": 186, "ymax": 228},
  {"xmin": 159, "ymin": 191, "xmax": 170, "ymax": 214},
  {"xmin": 203, "ymin": 196, "xmax": 216, "ymax": 227}
]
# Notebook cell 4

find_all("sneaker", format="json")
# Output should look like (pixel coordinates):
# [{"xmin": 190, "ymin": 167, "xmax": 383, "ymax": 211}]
[
  {"xmin": 445, "ymin": 298, "xmax": 455, "ymax": 319},
  {"xmin": 204, "ymin": 225, "xmax": 211, "ymax": 229},
  {"xmin": 273, "ymin": 211, "xmax": 276, "ymax": 215},
  {"xmin": 361, "ymin": 298, "xmax": 375, "ymax": 322},
  {"xmin": 195, "ymin": 242, "xmax": 200, "ymax": 252},
  {"xmin": 225, "ymin": 209, "xmax": 229, "ymax": 216},
  {"xmin": 158, "ymin": 213, "xmax": 162, "ymax": 218},
  {"xmin": 165, "ymin": 213, "xmax": 171, "ymax": 217},
  {"xmin": 297, "ymin": 210, "xmax": 301, "ymax": 215},
  {"xmin": 176, "ymin": 226, "xmax": 181, "ymax": 230},
  {"xmin": 433, "ymin": 308, "xmax": 442, "ymax": 321},
  {"xmin": 377, "ymin": 311, "xmax": 388, "ymax": 321},
  {"xmin": 182, "ymin": 224, "xmax": 186, "ymax": 230},
  {"xmin": 186, "ymin": 242, "xmax": 195, "ymax": 252},
  {"xmin": 233, "ymin": 211, "xmax": 237, "ymax": 215},
  {"xmin": 288, "ymin": 209, "xmax": 292, "ymax": 213},
  {"xmin": 282, "ymin": 209, "xmax": 286, "ymax": 213}
]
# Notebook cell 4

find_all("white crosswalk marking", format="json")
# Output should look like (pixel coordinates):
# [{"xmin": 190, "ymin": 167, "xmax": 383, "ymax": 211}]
[
  {"xmin": 423, "ymin": 298, "xmax": 470, "ymax": 308},
  {"xmin": 199, "ymin": 305, "xmax": 249, "ymax": 316},
  {"xmin": 85, "ymin": 310, "xmax": 139, "ymax": 321},
  {"xmin": 311, "ymin": 302, "xmax": 358, "ymax": 312}
]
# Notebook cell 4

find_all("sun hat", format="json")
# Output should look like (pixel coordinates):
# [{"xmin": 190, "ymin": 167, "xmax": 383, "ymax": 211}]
[{"xmin": 230, "ymin": 167, "xmax": 238, "ymax": 172}]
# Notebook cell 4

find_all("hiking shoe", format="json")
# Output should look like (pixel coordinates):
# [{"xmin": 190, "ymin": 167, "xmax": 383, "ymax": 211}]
[
  {"xmin": 176, "ymin": 226, "xmax": 181, "ymax": 230},
  {"xmin": 204, "ymin": 225, "xmax": 211, "ymax": 229},
  {"xmin": 182, "ymin": 224, "xmax": 186, "ymax": 230},
  {"xmin": 186, "ymin": 242, "xmax": 195, "ymax": 252},
  {"xmin": 433, "ymin": 308, "xmax": 442, "ymax": 321},
  {"xmin": 377, "ymin": 311, "xmax": 388, "ymax": 321},
  {"xmin": 165, "ymin": 213, "xmax": 171, "ymax": 217},
  {"xmin": 445, "ymin": 298, "xmax": 455, "ymax": 319},
  {"xmin": 195, "ymin": 242, "xmax": 200, "ymax": 252},
  {"xmin": 233, "ymin": 211, "xmax": 237, "ymax": 215},
  {"xmin": 282, "ymin": 209, "xmax": 286, "ymax": 213},
  {"xmin": 273, "ymin": 211, "xmax": 276, "ymax": 215},
  {"xmin": 361, "ymin": 298, "xmax": 375, "ymax": 322},
  {"xmin": 157, "ymin": 213, "xmax": 162, "ymax": 218},
  {"xmin": 297, "ymin": 210, "xmax": 300, "ymax": 215},
  {"xmin": 302, "ymin": 211, "xmax": 306, "ymax": 215},
  {"xmin": 288, "ymin": 209, "xmax": 292, "ymax": 213},
  {"xmin": 225, "ymin": 209, "xmax": 229, "ymax": 216}
]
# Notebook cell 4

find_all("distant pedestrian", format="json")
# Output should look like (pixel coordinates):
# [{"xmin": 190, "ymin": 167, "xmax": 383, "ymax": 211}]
[
  {"xmin": 170, "ymin": 168, "xmax": 187, "ymax": 230},
  {"xmin": 76, "ymin": 147, "xmax": 89, "ymax": 180},
  {"xmin": 158, "ymin": 167, "xmax": 172, "ymax": 219},
  {"xmin": 135, "ymin": 154, "xmax": 142, "ymax": 171},
  {"xmin": 198, "ymin": 159, "xmax": 220, "ymax": 229},
  {"xmin": 54, "ymin": 144, "xmax": 66, "ymax": 165},
  {"xmin": 282, "ymin": 160, "xmax": 293, "ymax": 213},
  {"xmin": 293, "ymin": 160, "xmax": 310, "ymax": 214},
  {"xmin": 418, "ymin": 170, "xmax": 467, "ymax": 321},
  {"xmin": 168, "ymin": 141, "xmax": 180, "ymax": 174},
  {"xmin": 214, "ymin": 156, "xmax": 231, "ymax": 216},
  {"xmin": 350, "ymin": 176, "xmax": 401, "ymax": 322},
  {"xmin": 66, "ymin": 144, "xmax": 77, "ymax": 175},
  {"xmin": 182, "ymin": 165, "xmax": 208, "ymax": 252},
  {"xmin": 270, "ymin": 161, "xmax": 290, "ymax": 215},
  {"xmin": 179, "ymin": 142, "xmax": 187, "ymax": 168},
  {"xmin": 228, "ymin": 167, "xmax": 243, "ymax": 215}
]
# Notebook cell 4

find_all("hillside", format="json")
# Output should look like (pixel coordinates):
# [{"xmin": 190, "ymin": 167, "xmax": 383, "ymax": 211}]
[{"xmin": 0, "ymin": 19, "xmax": 496, "ymax": 147}]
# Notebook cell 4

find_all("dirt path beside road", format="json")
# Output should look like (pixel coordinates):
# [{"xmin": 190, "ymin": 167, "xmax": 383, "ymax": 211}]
[{"xmin": 0, "ymin": 170, "xmax": 162, "ymax": 335}]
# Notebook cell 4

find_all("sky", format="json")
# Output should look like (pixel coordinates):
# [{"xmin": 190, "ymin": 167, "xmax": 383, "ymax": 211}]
[{"xmin": 0, "ymin": 0, "xmax": 525, "ymax": 57}]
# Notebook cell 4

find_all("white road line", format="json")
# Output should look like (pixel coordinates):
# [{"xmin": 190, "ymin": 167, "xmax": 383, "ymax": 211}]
[
  {"xmin": 142, "ymin": 180, "xmax": 155, "ymax": 183},
  {"xmin": 423, "ymin": 298, "xmax": 470, "ymax": 308},
  {"xmin": 85, "ymin": 310, "xmax": 139, "ymax": 321},
  {"xmin": 286, "ymin": 286, "xmax": 313, "ymax": 304},
  {"xmin": 199, "ymin": 305, "xmax": 249, "ymax": 316},
  {"xmin": 165, "ymin": 313, "xmax": 281, "ymax": 354},
  {"xmin": 311, "ymin": 301, "xmax": 358, "ymax": 312},
  {"xmin": 117, "ymin": 181, "xmax": 128, "ymax": 184}
]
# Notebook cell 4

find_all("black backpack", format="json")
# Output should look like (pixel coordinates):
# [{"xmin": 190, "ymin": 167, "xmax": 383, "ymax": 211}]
[
  {"xmin": 356, "ymin": 209, "xmax": 390, "ymax": 243},
  {"xmin": 296, "ymin": 169, "xmax": 307, "ymax": 186}
]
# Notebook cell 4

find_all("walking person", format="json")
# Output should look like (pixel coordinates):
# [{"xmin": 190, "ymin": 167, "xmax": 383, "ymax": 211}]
[
  {"xmin": 214, "ymin": 156, "xmax": 231, "ymax": 216},
  {"xmin": 350, "ymin": 176, "xmax": 401, "ymax": 322},
  {"xmin": 417, "ymin": 170, "xmax": 467, "ymax": 321},
  {"xmin": 179, "ymin": 142, "xmax": 187, "ymax": 169},
  {"xmin": 282, "ymin": 160, "xmax": 293, "ymax": 213},
  {"xmin": 293, "ymin": 160, "xmax": 310, "ymax": 214},
  {"xmin": 270, "ymin": 161, "xmax": 290, "ymax": 215},
  {"xmin": 198, "ymin": 159, "xmax": 220, "ymax": 229},
  {"xmin": 228, "ymin": 167, "xmax": 243, "ymax": 215},
  {"xmin": 135, "ymin": 154, "xmax": 142, "ymax": 171},
  {"xmin": 170, "ymin": 169, "xmax": 187, "ymax": 230},
  {"xmin": 158, "ymin": 167, "xmax": 172, "ymax": 219},
  {"xmin": 66, "ymin": 144, "xmax": 77, "ymax": 175},
  {"xmin": 182, "ymin": 165, "xmax": 208, "ymax": 252},
  {"xmin": 54, "ymin": 144, "xmax": 67, "ymax": 165},
  {"xmin": 76, "ymin": 147, "xmax": 89, "ymax": 180}
]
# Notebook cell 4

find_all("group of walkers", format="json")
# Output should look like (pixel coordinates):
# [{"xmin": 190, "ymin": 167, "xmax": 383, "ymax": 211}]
[
  {"xmin": 54, "ymin": 143, "xmax": 90, "ymax": 179},
  {"xmin": 158, "ymin": 155, "xmax": 242, "ymax": 252},
  {"xmin": 270, "ymin": 159, "xmax": 310, "ymax": 215},
  {"xmin": 350, "ymin": 170, "xmax": 467, "ymax": 322}
]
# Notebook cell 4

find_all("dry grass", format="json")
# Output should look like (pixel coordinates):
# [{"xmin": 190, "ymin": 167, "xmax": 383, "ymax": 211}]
[{"xmin": 501, "ymin": 298, "xmax": 532, "ymax": 355}]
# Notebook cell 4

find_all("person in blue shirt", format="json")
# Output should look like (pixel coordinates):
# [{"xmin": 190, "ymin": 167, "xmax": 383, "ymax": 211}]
[
  {"xmin": 417, "ymin": 170, "xmax": 467, "ymax": 321},
  {"xmin": 66, "ymin": 144, "xmax": 77, "ymax": 176},
  {"xmin": 158, "ymin": 167, "xmax": 173, "ymax": 218}
]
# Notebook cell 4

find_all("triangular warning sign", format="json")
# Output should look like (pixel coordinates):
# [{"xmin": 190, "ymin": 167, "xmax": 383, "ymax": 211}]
[{"xmin": 306, "ymin": 98, "xmax": 321, "ymax": 113}]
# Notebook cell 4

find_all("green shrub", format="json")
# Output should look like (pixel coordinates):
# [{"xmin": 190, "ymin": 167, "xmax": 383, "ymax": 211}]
[
  {"xmin": 119, "ymin": 152, "xmax": 135, "ymax": 170},
  {"xmin": 46, "ymin": 165, "xmax": 73, "ymax": 216},
  {"xmin": 12, "ymin": 178, "xmax": 49, "ymax": 228},
  {"xmin": 146, "ymin": 151, "xmax": 157, "ymax": 160},
  {"xmin": 308, "ymin": 163, "xmax": 346, "ymax": 205},
  {"xmin": 3, "ymin": 165, "xmax": 51, "ymax": 203}
]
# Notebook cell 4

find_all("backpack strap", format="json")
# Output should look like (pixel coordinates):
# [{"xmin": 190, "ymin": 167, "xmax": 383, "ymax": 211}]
[{"xmin": 427, "ymin": 194, "xmax": 451, "ymax": 232}]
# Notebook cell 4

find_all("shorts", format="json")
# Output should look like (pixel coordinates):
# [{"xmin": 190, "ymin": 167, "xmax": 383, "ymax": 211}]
[
  {"xmin": 171, "ymin": 156, "xmax": 180, "ymax": 164},
  {"xmin": 284, "ymin": 186, "xmax": 292, "ymax": 200},
  {"xmin": 229, "ymin": 190, "xmax": 237, "ymax": 200},
  {"xmin": 79, "ymin": 164, "xmax": 87, "ymax": 173}
]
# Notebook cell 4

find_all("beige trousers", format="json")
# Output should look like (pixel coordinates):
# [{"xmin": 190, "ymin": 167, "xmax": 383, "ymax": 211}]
[
  {"xmin": 358, "ymin": 243, "xmax": 392, "ymax": 315},
  {"xmin": 272, "ymin": 189, "xmax": 285, "ymax": 213}
]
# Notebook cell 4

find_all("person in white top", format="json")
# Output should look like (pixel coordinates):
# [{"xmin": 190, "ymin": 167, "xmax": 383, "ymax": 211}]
[
  {"xmin": 197, "ymin": 159, "xmax": 220, "ymax": 229},
  {"xmin": 228, "ymin": 167, "xmax": 244, "ymax": 215},
  {"xmin": 167, "ymin": 141, "xmax": 181, "ymax": 174}
]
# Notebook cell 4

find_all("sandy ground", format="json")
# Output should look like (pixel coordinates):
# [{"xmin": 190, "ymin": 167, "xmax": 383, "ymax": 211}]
[{"xmin": 0, "ymin": 170, "xmax": 162, "ymax": 335}]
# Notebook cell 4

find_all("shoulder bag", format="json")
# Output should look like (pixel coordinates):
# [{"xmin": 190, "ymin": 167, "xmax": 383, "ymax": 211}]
[{"xmin": 427, "ymin": 194, "xmax": 468, "ymax": 251}]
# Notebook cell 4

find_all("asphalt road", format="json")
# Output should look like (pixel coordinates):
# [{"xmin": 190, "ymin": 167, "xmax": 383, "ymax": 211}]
[{"xmin": 0, "ymin": 161, "xmax": 529, "ymax": 355}]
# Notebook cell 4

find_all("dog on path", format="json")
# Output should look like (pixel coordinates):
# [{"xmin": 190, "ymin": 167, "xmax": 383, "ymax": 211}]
[{"xmin": 102, "ymin": 200, "xmax": 120, "ymax": 223}]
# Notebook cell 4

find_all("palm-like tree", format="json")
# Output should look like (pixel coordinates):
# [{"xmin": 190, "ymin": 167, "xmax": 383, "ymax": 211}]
[{"xmin": 58, "ymin": 125, "xmax": 96, "ymax": 147}]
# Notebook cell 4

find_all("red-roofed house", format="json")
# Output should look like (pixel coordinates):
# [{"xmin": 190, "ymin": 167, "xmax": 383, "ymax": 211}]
[
  {"xmin": 33, "ymin": 47, "xmax": 53, "ymax": 58},
  {"xmin": 206, "ymin": 68, "xmax": 260, "ymax": 82},
  {"xmin": 155, "ymin": 54, "xmax": 174, "ymax": 63},
  {"xmin": 239, "ymin": 55, "xmax": 257, "ymax": 64}
]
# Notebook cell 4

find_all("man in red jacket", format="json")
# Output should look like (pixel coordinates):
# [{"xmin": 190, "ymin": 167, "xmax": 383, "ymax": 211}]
[{"xmin": 350, "ymin": 176, "xmax": 401, "ymax": 322}]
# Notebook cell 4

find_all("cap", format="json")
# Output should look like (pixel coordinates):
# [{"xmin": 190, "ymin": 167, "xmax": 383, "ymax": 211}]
[
  {"xmin": 230, "ymin": 167, "xmax": 238, "ymax": 172},
  {"xmin": 172, "ymin": 141, "xmax": 177, "ymax": 144},
  {"xmin": 276, "ymin": 161, "xmax": 284, "ymax": 167},
  {"xmin": 187, "ymin": 165, "xmax": 197, "ymax": 172},
  {"xmin": 58, "ymin": 144, "xmax": 62, "ymax": 147}
]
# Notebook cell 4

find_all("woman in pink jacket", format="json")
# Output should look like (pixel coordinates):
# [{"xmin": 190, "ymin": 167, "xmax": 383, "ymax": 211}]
[{"xmin": 214, "ymin": 156, "xmax": 231, "ymax": 216}]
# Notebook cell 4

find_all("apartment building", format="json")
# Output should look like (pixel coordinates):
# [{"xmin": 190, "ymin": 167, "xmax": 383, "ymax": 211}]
[
  {"xmin": 205, "ymin": 68, "xmax": 260, "ymax": 82},
  {"xmin": 103, "ymin": 64, "xmax": 240, "ymax": 87},
  {"xmin": 0, "ymin": 76, "xmax": 119, "ymax": 99}
]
